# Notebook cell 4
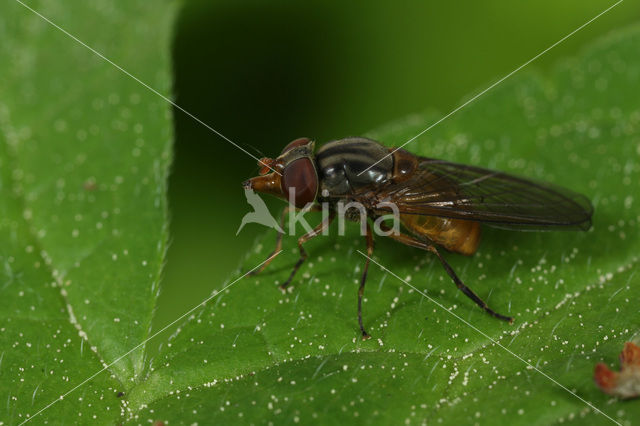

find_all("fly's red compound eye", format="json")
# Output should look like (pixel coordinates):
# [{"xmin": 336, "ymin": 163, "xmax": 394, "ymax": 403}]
[
  {"xmin": 281, "ymin": 137, "xmax": 311, "ymax": 155},
  {"xmin": 281, "ymin": 157, "xmax": 318, "ymax": 208}
]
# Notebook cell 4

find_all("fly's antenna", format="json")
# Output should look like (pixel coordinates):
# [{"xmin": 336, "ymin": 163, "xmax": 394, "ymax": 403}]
[
  {"xmin": 241, "ymin": 143, "xmax": 269, "ymax": 177},
  {"xmin": 241, "ymin": 143, "xmax": 266, "ymax": 159}
]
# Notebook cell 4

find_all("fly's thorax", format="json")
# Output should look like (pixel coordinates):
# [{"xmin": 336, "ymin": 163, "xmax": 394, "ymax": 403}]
[
  {"xmin": 315, "ymin": 193, "xmax": 369, "ymax": 222},
  {"xmin": 315, "ymin": 137, "xmax": 394, "ymax": 196}
]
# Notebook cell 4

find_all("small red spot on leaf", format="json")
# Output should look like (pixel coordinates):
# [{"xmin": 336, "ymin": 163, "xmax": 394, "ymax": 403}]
[
  {"xmin": 83, "ymin": 180, "xmax": 97, "ymax": 191},
  {"xmin": 594, "ymin": 363, "xmax": 618, "ymax": 391},
  {"xmin": 594, "ymin": 341, "xmax": 640, "ymax": 399},
  {"xmin": 621, "ymin": 341, "xmax": 640, "ymax": 366}
]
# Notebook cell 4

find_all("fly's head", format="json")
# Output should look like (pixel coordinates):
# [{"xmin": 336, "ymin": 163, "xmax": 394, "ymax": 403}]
[{"xmin": 242, "ymin": 137, "xmax": 319, "ymax": 208}]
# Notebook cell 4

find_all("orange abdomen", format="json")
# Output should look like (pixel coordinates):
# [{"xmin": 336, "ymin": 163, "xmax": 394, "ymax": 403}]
[{"xmin": 400, "ymin": 214, "xmax": 481, "ymax": 255}]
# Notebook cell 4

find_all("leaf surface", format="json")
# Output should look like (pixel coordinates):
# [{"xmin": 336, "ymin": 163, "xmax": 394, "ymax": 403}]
[
  {"xmin": 0, "ymin": 0, "xmax": 176, "ymax": 422},
  {"xmin": 1, "ymin": 3, "xmax": 639, "ymax": 424},
  {"xmin": 131, "ymin": 25, "xmax": 640, "ymax": 425}
]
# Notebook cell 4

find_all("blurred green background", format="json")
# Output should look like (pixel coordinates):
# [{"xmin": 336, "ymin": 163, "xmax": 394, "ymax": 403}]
[{"xmin": 152, "ymin": 0, "xmax": 639, "ymax": 344}]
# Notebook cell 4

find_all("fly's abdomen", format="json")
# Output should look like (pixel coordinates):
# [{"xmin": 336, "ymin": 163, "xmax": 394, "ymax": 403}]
[{"xmin": 401, "ymin": 214, "xmax": 481, "ymax": 256}]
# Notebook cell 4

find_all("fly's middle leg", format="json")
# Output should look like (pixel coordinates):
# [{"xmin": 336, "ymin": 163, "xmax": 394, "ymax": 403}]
[{"xmin": 358, "ymin": 221, "xmax": 374, "ymax": 340}]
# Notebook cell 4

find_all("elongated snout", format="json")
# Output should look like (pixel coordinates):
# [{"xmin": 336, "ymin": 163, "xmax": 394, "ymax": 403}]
[{"xmin": 241, "ymin": 173, "xmax": 285, "ymax": 200}]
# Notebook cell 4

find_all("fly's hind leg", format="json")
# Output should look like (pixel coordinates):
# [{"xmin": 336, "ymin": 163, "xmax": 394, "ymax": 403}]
[
  {"xmin": 280, "ymin": 210, "xmax": 335, "ymax": 291},
  {"xmin": 429, "ymin": 245, "xmax": 513, "ymax": 323},
  {"xmin": 379, "ymin": 224, "xmax": 513, "ymax": 323}
]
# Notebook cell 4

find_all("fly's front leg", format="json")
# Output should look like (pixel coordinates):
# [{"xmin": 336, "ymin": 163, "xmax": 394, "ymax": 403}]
[
  {"xmin": 250, "ymin": 204, "xmax": 323, "ymax": 276},
  {"xmin": 249, "ymin": 206, "xmax": 291, "ymax": 276},
  {"xmin": 358, "ymin": 221, "xmax": 374, "ymax": 340},
  {"xmin": 280, "ymin": 210, "xmax": 335, "ymax": 291},
  {"xmin": 379, "ymin": 223, "xmax": 513, "ymax": 323}
]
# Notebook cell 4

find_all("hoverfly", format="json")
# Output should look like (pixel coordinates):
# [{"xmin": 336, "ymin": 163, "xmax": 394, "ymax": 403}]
[{"xmin": 242, "ymin": 137, "xmax": 593, "ymax": 339}]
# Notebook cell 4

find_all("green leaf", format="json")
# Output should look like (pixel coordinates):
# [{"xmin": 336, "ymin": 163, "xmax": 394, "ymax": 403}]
[
  {"xmin": 131, "ymin": 26, "xmax": 640, "ymax": 425},
  {"xmin": 0, "ymin": 0, "xmax": 176, "ymax": 423},
  {"xmin": 2, "ymin": 0, "xmax": 639, "ymax": 423}
]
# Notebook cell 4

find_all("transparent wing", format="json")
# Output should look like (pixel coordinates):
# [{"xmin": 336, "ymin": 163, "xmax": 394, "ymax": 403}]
[{"xmin": 356, "ymin": 157, "xmax": 593, "ymax": 230}]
